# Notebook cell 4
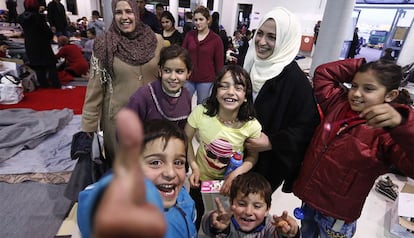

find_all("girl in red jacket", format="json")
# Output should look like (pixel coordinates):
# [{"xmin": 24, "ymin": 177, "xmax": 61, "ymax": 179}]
[{"xmin": 293, "ymin": 58, "xmax": 414, "ymax": 238}]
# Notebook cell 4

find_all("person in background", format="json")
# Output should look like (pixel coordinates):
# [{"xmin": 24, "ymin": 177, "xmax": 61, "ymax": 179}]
[
  {"xmin": 160, "ymin": 11, "xmax": 183, "ymax": 46},
  {"xmin": 313, "ymin": 20, "xmax": 321, "ymax": 45},
  {"xmin": 380, "ymin": 48, "xmax": 395, "ymax": 62},
  {"xmin": 136, "ymin": 0, "xmax": 161, "ymax": 33},
  {"xmin": 225, "ymin": 41, "xmax": 238, "ymax": 65},
  {"xmin": 19, "ymin": 0, "xmax": 61, "ymax": 88},
  {"xmin": 0, "ymin": 41, "xmax": 8, "ymax": 58},
  {"xmin": 6, "ymin": 0, "xmax": 18, "ymax": 26},
  {"xmin": 210, "ymin": 12, "xmax": 220, "ymax": 35},
  {"xmin": 38, "ymin": 0, "xmax": 46, "ymax": 12},
  {"xmin": 347, "ymin": 27, "xmax": 360, "ymax": 58},
  {"xmin": 182, "ymin": 5, "xmax": 224, "ymax": 105},
  {"xmin": 47, "ymin": 0, "xmax": 69, "ymax": 37},
  {"xmin": 243, "ymin": 7, "xmax": 320, "ymax": 193},
  {"xmin": 56, "ymin": 35, "xmax": 89, "ymax": 83},
  {"xmin": 199, "ymin": 172, "xmax": 300, "ymax": 238},
  {"xmin": 236, "ymin": 29, "xmax": 251, "ymax": 67},
  {"xmin": 182, "ymin": 11, "xmax": 194, "ymax": 37},
  {"xmin": 81, "ymin": 0, "xmax": 164, "ymax": 164},
  {"xmin": 155, "ymin": 3, "xmax": 164, "ymax": 22},
  {"xmin": 77, "ymin": 109, "xmax": 167, "ymax": 238},
  {"xmin": 185, "ymin": 64, "xmax": 262, "ymax": 229},
  {"xmin": 87, "ymin": 10, "xmax": 105, "ymax": 37},
  {"xmin": 69, "ymin": 30, "xmax": 83, "ymax": 48},
  {"xmin": 83, "ymin": 27, "xmax": 96, "ymax": 62},
  {"xmin": 293, "ymin": 58, "xmax": 414, "ymax": 238},
  {"xmin": 127, "ymin": 45, "xmax": 192, "ymax": 129}
]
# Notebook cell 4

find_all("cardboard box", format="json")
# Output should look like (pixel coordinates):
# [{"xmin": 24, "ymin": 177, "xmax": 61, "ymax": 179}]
[
  {"xmin": 390, "ymin": 183, "xmax": 414, "ymax": 238},
  {"xmin": 201, "ymin": 180, "xmax": 230, "ymax": 213}
]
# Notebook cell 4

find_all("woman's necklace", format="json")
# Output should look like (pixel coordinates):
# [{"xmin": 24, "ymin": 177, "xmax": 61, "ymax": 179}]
[{"xmin": 216, "ymin": 115, "xmax": 239, "ymax": 126}]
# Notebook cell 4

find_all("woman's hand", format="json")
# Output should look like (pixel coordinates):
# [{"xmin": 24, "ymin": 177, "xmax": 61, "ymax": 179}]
[{"xmin": 245, "ymin": 132, "xmax": 272, "ymax": 152}]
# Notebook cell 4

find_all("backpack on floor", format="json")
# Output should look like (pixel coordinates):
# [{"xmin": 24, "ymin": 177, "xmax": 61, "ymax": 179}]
[{"xmin": 18, "ymin": 64, "xmax": 39, "ymax": 92}]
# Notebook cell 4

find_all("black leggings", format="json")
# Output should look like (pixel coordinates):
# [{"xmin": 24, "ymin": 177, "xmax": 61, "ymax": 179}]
[{"xmin": 190, "ymin": 186, "xmax": 204, "ymax": 231}]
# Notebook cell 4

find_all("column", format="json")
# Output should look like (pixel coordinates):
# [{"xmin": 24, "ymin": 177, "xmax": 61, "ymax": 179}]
[
  {"xmin": 169, "ymin": 0, "xmax": 179, "ymax": 28},
  {"xmin": 397, "ymin": 18, "xmax": 414, "ymax": 67},
  {"xmin": 103, "ymin": 0, "xmax": 113, "ymax": 31},
  {"xmin": 310, "ymin": 0, "xmax": 356, "ymax": 77}
]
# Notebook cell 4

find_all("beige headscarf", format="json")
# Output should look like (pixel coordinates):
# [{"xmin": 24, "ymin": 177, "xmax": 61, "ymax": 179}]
[{"xmin": 243, "ymin": 7, "xmax": 301, "ymax": 94}]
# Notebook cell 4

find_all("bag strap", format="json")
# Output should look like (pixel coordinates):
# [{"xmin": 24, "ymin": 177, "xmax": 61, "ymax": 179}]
[{"xmin": 1, "ymin": 73, "xmax": 20, "ymax": 85}]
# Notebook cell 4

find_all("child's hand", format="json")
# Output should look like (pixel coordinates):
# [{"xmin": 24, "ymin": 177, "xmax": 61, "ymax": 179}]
[
  {"xmin": 210, "ymin": 197, "xmax": 232, "ymax": 232},
  {"xmin": 245, "ymin": 132, "xmax": 272, "ymax": 152},
  {"xmin": 189, "ymin": 165, "xmax": 200, "ymax": 188},
  {"xmin": 360, "ymin": 103, "xmax": 402, "ymax": 128},
  {"xmin": 272, "ymin": 211, "xmax": 299, "ymax": 238},
  {"xmin": 93, "ymin": 109, "xmax": 166, "ymax": 238}
]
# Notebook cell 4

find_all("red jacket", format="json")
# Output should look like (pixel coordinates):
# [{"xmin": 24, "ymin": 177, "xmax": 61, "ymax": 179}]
[
  {"xmin": 56, "ymin": 44, "xmax": 89, "ymax": 76},
  {"xmin": 182, "ymin": 30, "xmax": 224, "ymax": 83},
  {"xmin": 293, "ymin": 58, "xmax": 414, "ymax": 223}
]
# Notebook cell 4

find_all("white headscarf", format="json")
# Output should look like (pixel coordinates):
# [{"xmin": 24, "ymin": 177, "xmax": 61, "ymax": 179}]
[{"xmin": 243, "ymin": 7, "xmax": 301, "ymax": 94}]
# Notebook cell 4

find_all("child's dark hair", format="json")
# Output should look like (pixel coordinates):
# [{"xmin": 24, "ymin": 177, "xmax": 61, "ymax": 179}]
[
  {"xmin": 357, "ymin": 60, "xmax": 413, "ymax": 105},
  {"xmin": 143, "ymin": 119, "xmax": 188, "ymax": 154},
  {"xmin": 229, "ymin": 172, "xmax": 272, "ymax": 208},
  {"xmin": 160, "ymin": 11, "xmax": 175, "ymax": 26},
  {"xmin": 204, "ymin": 64, "xmax": 256, "ymax": 121},
  {"xmin": 158, "ymin": 45, "xmax": 192, "ymax": 72},
  {"xmin": 87, "ymin": 27, "xmax": 96, "ymax": 36}
]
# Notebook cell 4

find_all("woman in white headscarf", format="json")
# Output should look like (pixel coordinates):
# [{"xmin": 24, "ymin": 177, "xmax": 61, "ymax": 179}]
[{"xmin": 244, "ymin": 7, "xmax": 320, "ymax": 193}]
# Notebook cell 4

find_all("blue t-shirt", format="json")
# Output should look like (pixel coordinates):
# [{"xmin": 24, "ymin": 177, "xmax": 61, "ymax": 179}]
[{"xmin": 77, "ymin": 173, "xmax": 163, "ymax": 238}]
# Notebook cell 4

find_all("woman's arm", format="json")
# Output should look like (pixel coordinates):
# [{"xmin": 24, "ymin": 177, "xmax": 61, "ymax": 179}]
[{"xmin": 81, "ymin": 54, "xmax": 105, "ymax": 132}]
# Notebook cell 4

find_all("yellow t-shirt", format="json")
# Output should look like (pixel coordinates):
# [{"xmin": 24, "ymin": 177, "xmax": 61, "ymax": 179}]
[{"xmin": 187, "ymin": 105, "xmax": 262, "ymax": 181}]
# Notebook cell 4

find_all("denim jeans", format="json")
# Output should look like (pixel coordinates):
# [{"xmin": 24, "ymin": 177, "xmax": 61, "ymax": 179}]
[
  {"xmin": 300, "ymin": 203, "xmax": 357, "ymax": 238},
  {"xmin": 185, "ymin": 81, "xmax": 213, "ymax": 105}
]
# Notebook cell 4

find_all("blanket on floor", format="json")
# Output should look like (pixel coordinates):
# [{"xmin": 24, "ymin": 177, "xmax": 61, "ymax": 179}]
[{"xmin": 0, "ymin": 108, "xmax": 74, "ymax": 162}]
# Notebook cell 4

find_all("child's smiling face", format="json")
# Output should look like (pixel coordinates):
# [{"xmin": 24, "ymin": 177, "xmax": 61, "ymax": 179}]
[
  {"xmin": 348, "ymin": 70, "xmax": 393, "ymax": 113},
  {"xmin": 231, "ymin": 191, "xmax": 269, "ymax": 232},
  {"xmin": 160, "ymin": 57, "xmax": 190, "ymax": 94},
  {"xmin": 216, "ymin": 71, "xmax": 247, "ymax": 114},
  {"xmin": 140, "ymin": 137, "xmax": 186, "ymax": 208}
]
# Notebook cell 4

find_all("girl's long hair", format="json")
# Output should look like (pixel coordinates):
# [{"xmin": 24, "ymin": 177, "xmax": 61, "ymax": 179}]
[{"xmin": 204, "ymin": 64, "xmax": 256, "ymax": 121}]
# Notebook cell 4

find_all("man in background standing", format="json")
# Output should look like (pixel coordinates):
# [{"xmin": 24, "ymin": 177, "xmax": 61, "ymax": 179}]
[
  {"xmin": 6, "ymin": 0, "xmax": 18, "ymax": 26},
  {"xmin": 136, "ymin": 0, "xmax": 161, "ymax": 33},
  {"xmin": 155, "ymin": 3, "xmax": 164, "ymax": 22},
  {"xmin": 87, "ymin": 10, "xmax": 105, "ymax": 37},
  {"xmin": 47, "ymin": 0, "xmax": 69, "ymax": 37}
]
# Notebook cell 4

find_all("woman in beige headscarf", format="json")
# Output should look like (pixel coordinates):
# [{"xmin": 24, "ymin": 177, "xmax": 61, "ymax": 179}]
[
  {"xmin": 81, "ymin": 0, "xmax": 164, "ymax": 164},
  {"xmin": 244, "ymin": 7, "xmax": 320, "ymax": 193}
]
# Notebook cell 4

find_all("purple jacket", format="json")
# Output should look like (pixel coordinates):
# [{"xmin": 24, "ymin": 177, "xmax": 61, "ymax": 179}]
[{"xmin": 127, "ymin": 79, "xmax": 192, "ymax": 129}]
